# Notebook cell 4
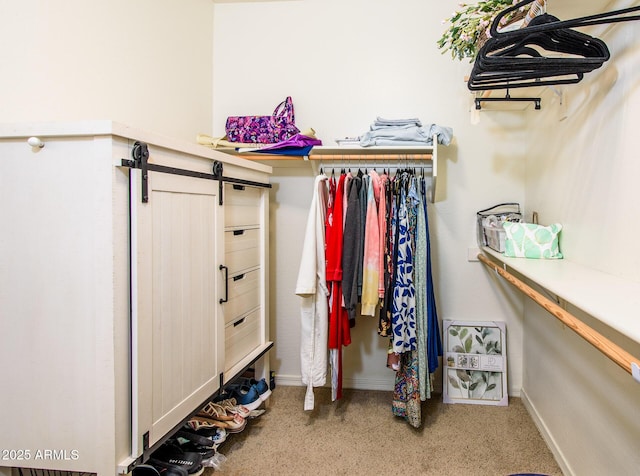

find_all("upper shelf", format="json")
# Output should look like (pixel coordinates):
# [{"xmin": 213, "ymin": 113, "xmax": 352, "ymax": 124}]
[
  {"xmin": 217, "ymin": 140, "xmax": 441, "ymax": 201},
  {"xmin": 217, "ymin": 143, "xmax": 436, "ymax": 160}
]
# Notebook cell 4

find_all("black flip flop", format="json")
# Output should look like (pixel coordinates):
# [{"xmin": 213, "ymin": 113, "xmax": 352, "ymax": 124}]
[
  {"xmin": 132, "ymin": 464, "xmax": 162, "ymax": 476},
  {"xmin": 151, "ymin": 443, "xmax": 204, "ymax": 475},
  {"xmin": 141, "ymin": 460, "xmax": 188, "ymax": 476},
  {"xmin": 175, "ymin": 429, "xmax": 216, "ymax": 449}
]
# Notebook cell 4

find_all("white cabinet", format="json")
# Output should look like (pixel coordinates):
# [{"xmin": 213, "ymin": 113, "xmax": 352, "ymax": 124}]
[{"xmin": 0, "ymin": 121, "xmax": 271, "ymax": 475}]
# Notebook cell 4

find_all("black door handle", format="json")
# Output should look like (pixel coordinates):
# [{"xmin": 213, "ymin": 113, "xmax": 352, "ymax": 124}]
[{"xmin": 219, "ymin": 264, "xmax": 229, "ymax": 304}]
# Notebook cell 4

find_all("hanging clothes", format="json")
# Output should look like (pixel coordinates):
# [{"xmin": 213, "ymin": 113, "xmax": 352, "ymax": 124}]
[
  {"xmin": 297, "ymin": 165, "xmax": 441, "ymax": 426},
  {"xmin": 378, "ymin": 176, "xmax": 395, "ymax": 338},
  {"xmin": 357, "ymin": 171, "xmax": 368, "ymax": 302},
  {"xmin": 377, "ymin": 172, "xmax": 389, "ymax": 299},
  {"xmin": 326, "ymin": 173, "xmax": 351, "ymax": 401},
  {"xmin": 392, "ymin": 350, "xmax": 421, "ymax": 428},
  {"xmin": 415, "ymin": 177, "xmax": 431, "ymax": 401},
  {"xmin": 360, "ymin": 170, "xmax": 382, "ymax": 316},
  {"xmin": 296, "ymin": 174, "xmax": 330, "ymax": 411},
  {"xmin": 421, "ymin": 176, "xmax": 443, "ymax": 375},
  {"xmin": 390, "ymin": 172, "xmax": 417, "ymax": 354},
  {"xmin": 392, "ymin": 173, "xmax": 441, "ymax": 425},
  {"xmin": 390, "ymin": 174, "xmax": 421, "ymax": 426},
  {"xmin": 342, "ymin": 174, "xmax": 362, "ymax": 324}
]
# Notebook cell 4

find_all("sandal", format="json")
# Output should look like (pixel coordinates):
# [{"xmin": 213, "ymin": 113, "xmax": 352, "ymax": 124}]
[
  {"xmin": 196, "ymin": 402, "xmax": 246, "ymax": 429},
  {"xmin": 216, "ymin": 398, "xmax": 251, "ymax": 419},
  {"xmin": 188, "ymin": 415, "xmax": 246, "ymax": 434},
  {"xmin": 197, "ymin": 402, "xmax": 238, "ymax": 422}
]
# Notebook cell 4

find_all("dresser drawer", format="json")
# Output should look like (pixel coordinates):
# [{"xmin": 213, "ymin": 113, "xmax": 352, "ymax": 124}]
[
  {"xmin": 224, "ymin": 228, "xmax": 260, "ymax": 273},
  {"xmin": 223, "ymin": 268, "xmax": 260, "ymax": 325},
  {"xmin": 225, "ymin": 184, "xmax": 262, "ymax": 228},
  {"xmin": 225, "ymin": 308, "xmax": 261, "ymax": 372}
]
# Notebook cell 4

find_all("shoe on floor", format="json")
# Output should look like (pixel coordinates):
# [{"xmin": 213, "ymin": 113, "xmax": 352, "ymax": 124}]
[
  {"xmin": 150, "ymin": 442, "xmax": 204, "ymax": 476},
  {"xmin": 182, "ymin": 424, "xmax": 227, "ymax": 446},
  {"xmin": 132, "ymin": 464, "xmax": 163, "ymax": 476},
  {"xmin": 246, "ymin": 377, "xmax": 272, "ymax": 401},
  {"xmin": 174, "ymin": 429, "xmax": 218, "ymax": 457},
  {"xmin": 226, "ymin": 383, "xmax": 262, "ymax": 411},
  {"xmin": 144, "ymin": 459, "xmax": 190, "ymax": 476},
  {"xmin": 215, "ymin": 397, "xmax": 251, "ymax": 419},
  {"xmin": 188, "ymin": 415, "xmax": 246, "ymax": 434}
]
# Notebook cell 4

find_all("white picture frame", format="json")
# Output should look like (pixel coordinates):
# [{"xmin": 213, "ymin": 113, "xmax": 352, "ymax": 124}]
[{"xmin": 442, "ymin": 320, "xmax": 508, "ymax": 406}]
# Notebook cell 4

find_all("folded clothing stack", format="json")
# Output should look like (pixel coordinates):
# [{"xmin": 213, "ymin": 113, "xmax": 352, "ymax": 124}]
[{"xmin": 359, "ymin": 117, "xmax": 453, "ymax": 147}]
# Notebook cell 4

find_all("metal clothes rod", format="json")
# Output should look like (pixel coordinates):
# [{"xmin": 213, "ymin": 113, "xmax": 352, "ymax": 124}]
[
  {"xmin": 478, "ymin": 253, "xmax": 640, "ymax": 383},
  {"xmin": 309, "ymin": 153, "xmax": 433, "ymax": 161},
  {"xmin": 475, "ymin": 96, "xmax": 541, "ymax": 110}
]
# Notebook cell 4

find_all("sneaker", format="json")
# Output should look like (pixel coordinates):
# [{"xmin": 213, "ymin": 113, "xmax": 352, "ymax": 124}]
[
  {"xmin": 239, "ymin": 377, "xmax": 272, "ymax": 402},
  {"xmin": 227, "ymin": 384, "xmax": 262, "ymax": 411}
]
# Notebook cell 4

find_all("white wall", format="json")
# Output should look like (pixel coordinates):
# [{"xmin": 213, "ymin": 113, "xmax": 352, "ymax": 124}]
[
  {"xmin": 212, "ymin": 0, "xmax": 529, "ymax": 394},
  {"xmin": 0, "ymin": 0, "xmax": 214, "ymax": 142},
  {"xmin": 521, "ymin": 1, "xmax": 640, "ymax": 474},
  {"xmin": 213, "ymin": 1, "xmax": 640, "ymax": 474}
]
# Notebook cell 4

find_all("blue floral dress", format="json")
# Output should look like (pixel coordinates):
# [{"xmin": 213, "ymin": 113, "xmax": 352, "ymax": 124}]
[{"xmin": 391, "ymin": 173, "xmax": 418, "ymax": 353}]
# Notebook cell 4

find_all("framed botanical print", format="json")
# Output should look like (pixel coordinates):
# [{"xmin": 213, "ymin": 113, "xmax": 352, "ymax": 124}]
[{"xmin": 442, "ymin": 320, "xmax": 508, "ymax": 406}]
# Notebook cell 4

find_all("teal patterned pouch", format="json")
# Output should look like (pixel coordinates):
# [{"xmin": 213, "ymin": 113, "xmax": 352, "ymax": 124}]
[{"xmin": 503, "ymin": 222, "xmax": 563, "ymax": 259}]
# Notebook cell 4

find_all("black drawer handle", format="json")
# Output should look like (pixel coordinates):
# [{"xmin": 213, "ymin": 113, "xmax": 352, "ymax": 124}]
[
  {"xmin": 233, "ymin": 317, "xmax": 246, "ymax": 327},
  {"xmin": 233, "ymin": 229, "xmax": 245, "ymax": 236},
  {"xmin": 232, "ymin": 184, "xmax": 245, "ymax": 191},
  {"xmin": 233, "ymin": 274, "xmax": 245, "ymax": 281},
  {"xmin": 219, "ymin": 264, "xmax": 228, "ymax": 304}
]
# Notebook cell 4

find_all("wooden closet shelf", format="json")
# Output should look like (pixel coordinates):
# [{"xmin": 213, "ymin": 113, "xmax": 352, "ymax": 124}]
[
  {"xmin": 478, "ymin": 250, "xmax": 640, "ymax": 384},
  {"xmin": 216, "ymin": 140, "xmax": 442, "ymax": 202}
]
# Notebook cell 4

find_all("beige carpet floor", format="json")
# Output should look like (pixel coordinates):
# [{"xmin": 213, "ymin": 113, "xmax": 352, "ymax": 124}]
[{"xmin": 204, "ymin": 385, "xmax": 562, "ymax": 476}]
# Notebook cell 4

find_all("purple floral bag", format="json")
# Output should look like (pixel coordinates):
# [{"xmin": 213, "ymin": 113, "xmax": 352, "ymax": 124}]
[{"xmin": 225, "ymin": 96, "xmax": 300, "ymax": 144}]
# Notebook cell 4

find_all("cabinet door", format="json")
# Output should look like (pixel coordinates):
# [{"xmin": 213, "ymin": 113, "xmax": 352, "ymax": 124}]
[{"xmin": 131, "ymin": 169, "xmax": 223, "ymax": 453}]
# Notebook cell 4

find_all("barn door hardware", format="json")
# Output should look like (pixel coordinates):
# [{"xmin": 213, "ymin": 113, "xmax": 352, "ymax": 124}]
[{"xmin": 121, "ymin": 142, "xmax": 271, "ymax": 204}]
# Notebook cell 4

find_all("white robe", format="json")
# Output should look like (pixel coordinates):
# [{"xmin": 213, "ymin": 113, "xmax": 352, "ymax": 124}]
[{"xmin": 295, "ymin": 174, "xmax": 329, "ymax": 411}]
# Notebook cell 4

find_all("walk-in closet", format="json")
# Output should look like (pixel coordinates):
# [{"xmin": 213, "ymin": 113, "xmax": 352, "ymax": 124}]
[{"xmin": 1, "ymin": 1, "xmax": 639, "ymax": 475}]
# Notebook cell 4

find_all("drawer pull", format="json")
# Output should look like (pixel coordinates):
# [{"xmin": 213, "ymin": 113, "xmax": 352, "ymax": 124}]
[
  {"xmin": 233, "ymin": 317, "xmax": 246, "ymax": 327},
  {"xmin": 233, "ymin": 229, "xmax": 245, "ymax": 236},
  {"xmin": 233, "ymin": 273, "xmax": 245, "ymax": 281},
  {"xmin": 219, "ymin": 264, "xmax": 229, "ymax": 304},
  {"xmin": 232, "ymin": 184, "xmax": 245, "ymax": 191}
]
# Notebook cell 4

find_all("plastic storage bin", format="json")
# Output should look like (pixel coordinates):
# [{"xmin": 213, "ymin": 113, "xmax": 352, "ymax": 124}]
[{"xmin": 476, "ymin": 203, "xmax": 522, "ymax": 252}]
